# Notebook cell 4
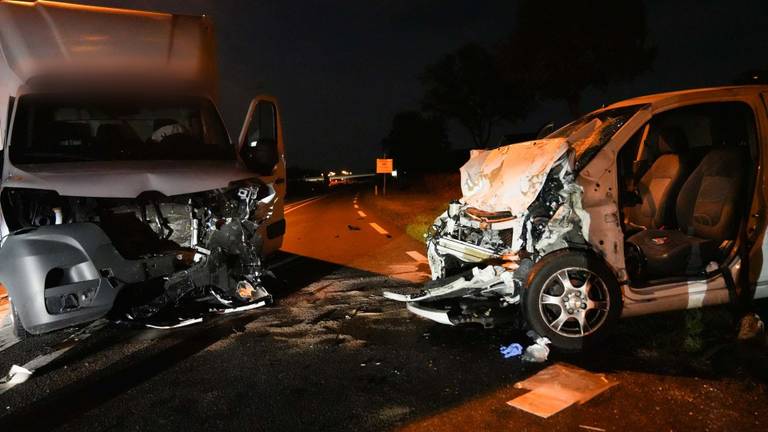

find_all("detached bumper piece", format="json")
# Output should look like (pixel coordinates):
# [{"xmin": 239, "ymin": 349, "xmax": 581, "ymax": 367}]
[
  {"xmin": 406, "ymin": 302, "xmax": 453, "ymax": 326},
  {"xmin": 384, "ymin": 265, "xmax": 520, "ymax": 328}
]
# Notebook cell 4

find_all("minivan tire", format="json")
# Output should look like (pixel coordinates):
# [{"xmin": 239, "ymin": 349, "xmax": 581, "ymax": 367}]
[{"xmin": 523, "ymin": 250, "xmax": 621, "ymax": 352}]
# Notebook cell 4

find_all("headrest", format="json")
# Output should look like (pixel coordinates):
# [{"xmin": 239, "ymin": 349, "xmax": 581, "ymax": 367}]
[
  {"xmin": 96, "ymin": 123, "xmax": 124, "ymax": 138},
  {"xmin": 656, "ymin": 126, "xmax": 687, "ymax": 154},
  {"xmin": 153, "ymin": 118, "xmax": 178, "ymax": 131},
  {"xmin": 44, "ymin": 121, "xmax": 91, "ymax": 147}
]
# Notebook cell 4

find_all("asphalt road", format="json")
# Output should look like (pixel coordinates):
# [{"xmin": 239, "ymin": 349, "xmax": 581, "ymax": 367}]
[{"xmin": 0, "ymin": 186, "xmax": 767, "ymax": 431}]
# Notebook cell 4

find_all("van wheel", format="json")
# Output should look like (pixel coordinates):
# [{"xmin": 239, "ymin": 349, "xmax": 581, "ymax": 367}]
[
  {"xmin": 523, "ymin": 251, "xmax": 621, "ymax": 352},
  {"xmin": 9, "ymin": 298, "xmax": 30, "ymax": 340}
]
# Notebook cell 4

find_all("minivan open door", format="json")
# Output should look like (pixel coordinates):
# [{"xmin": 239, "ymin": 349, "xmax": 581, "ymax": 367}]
[
  {"xmin": 746, "ymin": 93, "xmax": 768, "ymax": 300},
  {"xmin": 238, "ymin": 95, "xmax": 287, "ymax": 255}
]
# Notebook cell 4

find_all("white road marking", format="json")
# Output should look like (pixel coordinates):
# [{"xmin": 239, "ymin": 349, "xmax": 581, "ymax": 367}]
[
  {"xmin": 357, "ymin": 211, "xmax": 367, "ymax": 218},
  {"xmin": 0, "ymin": 319, "xmax": 107, "ymax": 395},
  {"xmin": 284, "ymin": 195, "xmax": 322, "ymax": 210},
  {"xmin": 354, "ymin": 204, "xmax": 359, "ymax": 209},
  {"xmin": 369, "ymin": 223, "xmax": 389, "ymax": 235},
  {"xmin": 406, "ymin": 250, "xmax": 428, "ymax": 262},
  {"xmin": 284, "ymin": 195, "xmax": 326, "ymax": 214}
]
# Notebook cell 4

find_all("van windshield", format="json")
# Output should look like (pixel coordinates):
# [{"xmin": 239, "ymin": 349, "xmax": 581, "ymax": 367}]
[
  {"xmin": 548, "ymin": 104, "xmax": 646, "ymax": 171},
  {"xmin": 9, "ymin": 94, "xmax": 234, "ymax": 164}
]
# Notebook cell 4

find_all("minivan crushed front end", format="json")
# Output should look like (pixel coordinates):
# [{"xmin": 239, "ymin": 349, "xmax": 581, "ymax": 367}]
[
  {"xmin": 384, "ymin": 106, "xmax": 641, "ymax": 333},
  {"xmin": 385, "ymin": 139, "xmax": 591, "ymax": 326}
]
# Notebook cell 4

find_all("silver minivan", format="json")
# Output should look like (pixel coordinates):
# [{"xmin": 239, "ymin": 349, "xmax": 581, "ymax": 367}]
[{"xmin": 387, "ymin": 85, "xmax": 768, "ymax": 351}]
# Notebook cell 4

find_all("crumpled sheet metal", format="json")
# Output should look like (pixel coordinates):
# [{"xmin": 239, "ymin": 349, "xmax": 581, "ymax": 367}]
[
  {"xmin": 534, "ymin": 164, "xmax": 591, "ymax": 254},
  {"xmin": 383, "ymin": 265, "xmax": 514, "ymax": 302},
  {"xmin": 459, "ymin": 138, "xmax": 569, "ymax": 214}
]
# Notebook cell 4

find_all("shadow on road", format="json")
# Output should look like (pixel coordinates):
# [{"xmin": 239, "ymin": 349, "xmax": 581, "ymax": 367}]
[
  {"xmin": 0, "ymin": 253, "xmax": 398, "ymax": 430},
  {"xmin": 1, "ymin": 253, "xmax": 767, "ymax": 431}
]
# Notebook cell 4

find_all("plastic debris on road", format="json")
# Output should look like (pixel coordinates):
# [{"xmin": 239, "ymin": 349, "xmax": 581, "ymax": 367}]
[
  {"xmin": 1, "ymin": 365, "xmax": 32, "ymax": 384},
  {"xmin": 737, "ymin": 313, "xmax": 765, "ymax": 341},
  {"xmin": 144, "ymin": 317, "xmax": 204, "ymax": 329},
  {"xmin": 1, "ymin": 365, "xmax": 35, "ymax": 395},
  {"xmin": 507, "ymin": 363, "xmax": 618, "ymax": 418},
  {"xmin": 522, "ymin": 330, "xmax": 551, "ymax": 363},
  {"xmin": 500, "ymin": 343, "xmax": 523, "ymax": 359}
]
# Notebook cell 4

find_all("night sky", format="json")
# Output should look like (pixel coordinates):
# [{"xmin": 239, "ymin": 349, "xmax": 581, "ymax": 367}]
[{"xmin": 76, "ymin": 0, "xmax": 768, "ymax": 172}]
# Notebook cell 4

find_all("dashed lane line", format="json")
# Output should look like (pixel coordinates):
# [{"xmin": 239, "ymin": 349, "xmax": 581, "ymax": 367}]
[
  {"xmin": 284, "ymin": 195, "xmax": 324, "ymax": 210},
  {"xmin": 357, "ymin": 211, "xmax": 367, "ymax": 218},
  {"xmin": 369, "ymin": 223, "xmax": 389, "ymax": 235},
  {"xmin": 284, "ymin": 195, "xmax": 327, "ymax": 214},
  {"xmin": 406, "ymin": 250, "xmax": 428, "ymax": 262},
  {"xmin": 0, "ymin": 320, "xmax": 108, "ymax": 395}
]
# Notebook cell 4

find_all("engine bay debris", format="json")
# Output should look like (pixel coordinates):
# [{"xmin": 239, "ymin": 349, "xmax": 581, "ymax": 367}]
[
  {"xmin": 0, "ymin": 179, "xmax": 279, "ymax": 332},
  {"xmin": 384, "ymin": 137, "xmax": 592, "ymax": 327}
]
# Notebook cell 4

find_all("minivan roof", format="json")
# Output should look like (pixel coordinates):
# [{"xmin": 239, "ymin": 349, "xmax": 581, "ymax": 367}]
[{"xmin": 605, "ymin": 85, "xmax": 768, "ymax": 111}]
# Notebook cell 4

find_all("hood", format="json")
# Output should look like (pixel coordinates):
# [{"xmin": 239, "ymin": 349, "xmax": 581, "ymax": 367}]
[
  {"xmin": 459, "ymin": 138, "xmax": 569, "ymax": 215},
  {"xmin": 4, "ymin": 160, "xmax": 256, "ymax": 198}
]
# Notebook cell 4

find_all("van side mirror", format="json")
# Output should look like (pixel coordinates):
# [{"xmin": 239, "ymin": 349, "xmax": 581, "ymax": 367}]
[{"xmin": 239, "ymin": 100, "xmax": 279, "ymax": 175}]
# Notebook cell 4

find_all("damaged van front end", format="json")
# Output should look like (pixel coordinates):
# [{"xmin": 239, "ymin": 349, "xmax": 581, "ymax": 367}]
[
  {"xmin": 0, "ymin": 173, "xmax": 278, "ymax": 334},
  {"xmin": 385, "ymin": 106, "xmax": 643, "ymax": 339},
  {"xmin": 0, "ymin": 1, "xmax": 288, "ymax": 336}
]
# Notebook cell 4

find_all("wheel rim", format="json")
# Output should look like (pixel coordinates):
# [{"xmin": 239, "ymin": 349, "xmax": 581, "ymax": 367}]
[{"xmin": 538, "ymin": 267, "xmax": 610, "ymax": 338}]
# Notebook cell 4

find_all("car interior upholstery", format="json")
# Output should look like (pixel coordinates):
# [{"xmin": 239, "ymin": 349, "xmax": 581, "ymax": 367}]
[
  {"xmin": 624, "ymin": 102, "xmax": 755, "ymax": 282},
  {"xmin": 627, "ymin": 126, "xmax": 689, "ymax": 229}
]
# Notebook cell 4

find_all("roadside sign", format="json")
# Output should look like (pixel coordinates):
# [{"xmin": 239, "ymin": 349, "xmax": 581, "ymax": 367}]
[{"xmin": 376, "ymin": 158, "xmax": 393, "ymax": 174}]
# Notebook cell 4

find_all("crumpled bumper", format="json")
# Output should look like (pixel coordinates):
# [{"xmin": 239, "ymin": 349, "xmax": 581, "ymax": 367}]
[
  {"xmin": 384, "ymin": 265, "xmax": 520, "ymax": 327},
  {"xmin": 0, "ymin": 223, "xmax": 175, "ymax": 334},
  {"xmin": 406, "ymin": 302, "xmax": 454, "ymax": 325}
]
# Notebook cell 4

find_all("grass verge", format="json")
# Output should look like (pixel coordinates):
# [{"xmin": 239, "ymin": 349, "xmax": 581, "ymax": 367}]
[{"xmin": 360, "ymin": 173, "xmax": 460, "ymax": 243}]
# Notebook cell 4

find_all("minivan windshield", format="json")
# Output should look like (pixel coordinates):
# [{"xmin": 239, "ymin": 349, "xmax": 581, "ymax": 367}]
[
  {"xmin": 548, "ymin": 104, "xmax": 646, "ymax": 171},
  {"xmin": 9, "ymin": 94, "xmax": 234, "ymax": 164}
]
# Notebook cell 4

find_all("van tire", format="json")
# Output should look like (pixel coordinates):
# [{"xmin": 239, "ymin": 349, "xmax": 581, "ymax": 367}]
[{"xmin": 523, "ymin": 250, "xmax": 621, "ymax": 352}]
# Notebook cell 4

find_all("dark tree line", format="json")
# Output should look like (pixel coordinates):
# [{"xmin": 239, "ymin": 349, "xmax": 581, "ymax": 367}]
[{"xmin": 382, "ymin": 0, "xmax": 655, "ymax": 171}]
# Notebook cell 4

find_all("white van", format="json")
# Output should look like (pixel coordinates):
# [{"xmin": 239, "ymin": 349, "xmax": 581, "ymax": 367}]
[
  {"xmin": 0, "ymin": 1, "xmax": 286, "ymax": 336},
  {"xmin": 387, "ymin": 85, "xmax": 768, "ymax": 351}
]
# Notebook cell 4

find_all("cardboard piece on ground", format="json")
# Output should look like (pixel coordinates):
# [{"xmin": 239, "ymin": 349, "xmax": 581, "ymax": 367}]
[
  {"xmin": 507, "ymin": 386, "xmax": 579, "ymax": 418},
  {"xmin": 507, "ymin": 363, "xmax": 617, "ymax": 418}
]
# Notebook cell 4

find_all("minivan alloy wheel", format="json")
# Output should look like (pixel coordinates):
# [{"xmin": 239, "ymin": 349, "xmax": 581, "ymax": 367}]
[{"xmin": 538, "ymin": 267, "xmax": 610, "ymax": 338}]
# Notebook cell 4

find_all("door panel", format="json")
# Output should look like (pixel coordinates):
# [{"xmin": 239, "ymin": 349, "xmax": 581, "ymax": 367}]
[
  {"xmin": 238, "ymin": 95, "xmax": 287, "ymax": 254},
  {"xmin": 749, "ymin": 93, "xmax": 768, "ymax": 298}
]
